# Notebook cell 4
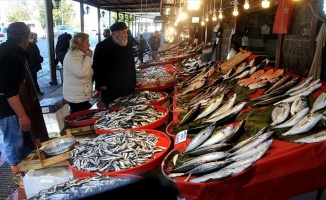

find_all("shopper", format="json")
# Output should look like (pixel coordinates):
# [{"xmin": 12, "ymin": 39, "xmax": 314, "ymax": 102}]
[
  {"xmin": 26, "ymin": 32, "xmax": 44, "ymax": 95},
  {"xmin": 0, "ymin": 22, "xmax": 49, "ymax": 188},
  {"xmin": 149, "ymin": 31, "xmax": 161, "ymax": 60},
  {"xmin": 138, "ymin": 34, "xmax": 147, "ymax": 63},
  {"xmin": 55, "ymin": 32, "xmax": 72, "ymax": 65},
  {"xmin": 93, "ymin": 22, "xmax": 136, "ymax": 108},
  {"xmin": 62, "ymin": 32, "xmax": 93, "ymax": 113},
  {"xmin": 103, "ymin": 28, "xmax": 110, "ymax": 39}
]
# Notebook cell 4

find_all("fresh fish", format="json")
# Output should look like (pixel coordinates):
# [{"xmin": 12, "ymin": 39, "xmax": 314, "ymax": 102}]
[
  {"xmin": 270, "ymin": 76, "xmax": 301, "ymax": 95},
  {"xmin": 252, "ymin": 94, "xmax": 289, "ymax": 107},
  {"xmin": 282, "ymin": 113, "xmax": 323, "ymax": 136},
  {"xmin": 248, "ymin": 79, "xmax": 269, "ymax": 90},
  {"xmin": 256, "ymin": 58, "xmax": 269, "ymax": 70},
  {"xmin": 294, "ymin": 130, "xmax": 326, "ymax": 143},
  {"xmin": 223, "ymin": 149, "xmax": 266, "ymax": 169},
  {"xmin": 183, "ymin": 151, "xmax": 230, "ymax": 166},
  {"xmin": 222, "ymin": 67, "xmax": 234, "ymax": 80},
  {"xmin": 235, "ymin": 62, "xmax": 247, "ymax": 74},
  {"xmin": 248, "ymin": 66, "xmax": 258, "ymax": 75},
  {"xmin": 177, "ymin": 103, "xmax": 201, "ymax": 127},
  {"xmin": 205, "ymin": 102, "xmax": 247, "ymax": 124},
  {"xmin": 231, "ymin": 132, "xmax": 273, "ymax": 155},
  {"xmin": 189, "ymin": 169, "xmax": 233, "ymax": 183},
  {"xmin": 220, "ymin": 120, "xmax": 246, "ymax": 143},
  {"xmin": 238, "ymin": 77, "xmax": 257, "ymax": 87},
  {"xmin": 251, "ymin": 92, "xmax": 283, "ymax": 102},
  {"xmin": 290, "ymin": 96, "xmax": 308, "ymax": 116},
  {"xmin": 273, "ymin": 108, "xmax": 309, "ymax": 129},
  {"xmin": 227, "ymin": 144, "xmax": 269, "ymax": 162},
  {"xmin": 250, "ymin": 69, "xmax": 265, "ymax": 79},
  {"xmin": 234, "ymin": 70, "xmax": 250, "ymax": 79},
  {"xmin": 183, "ymin": 123, "xmax": 217, "ymax": 153},
  {"xmin": 208, "ymin": 93, "xmax": 237, "ymax": 120},
  {"xmin": 259, "ymin": 69, "xmax": 274, "ymax": 80},
  {"xmin": 270, "ymin": 103, "xmax": 290, "ymax": 126},
  {"xmin": 267, "ymin": 69, "xmax": 285, "ymax": 83},
  {"xmin": 285, "ymin": 76, "xmax": 313, "ymax": 94},
  {"xmin": 263, "ymin": 75, "xmax": 292, "ymax": 94},
  {"xmin": 179, "ymin": 77, "xmax": 206, "ymax": 96},
  {"xmin": 194, "ymin": 94, "xmax": 224, "ymax": 121},
  {"xmin": 228, "ymin": 127, "xmax": 266, "ymax": 153},
  {"xmin": 310, "ymin": 92, "xmax": 326, "ymax": 113},
  {"xmin": 186, "ymin": 143, "xmax": 232, "ymax": 156},
  {"xmin": 287, "ymin": 79, "xmax": 320, "ymax": 96},
  {"xmin": 197, "ymin": 124, "xmax": 234, "ymax": 149},
  {"xmin": 170, "ymin": 160, "xmax": 208, "ymax": 173}
]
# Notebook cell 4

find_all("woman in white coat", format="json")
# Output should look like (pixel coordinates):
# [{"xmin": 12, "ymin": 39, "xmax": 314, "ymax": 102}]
[{"xmin": 63, "ymin": 32, "xmax": 93, "ymax": 113}]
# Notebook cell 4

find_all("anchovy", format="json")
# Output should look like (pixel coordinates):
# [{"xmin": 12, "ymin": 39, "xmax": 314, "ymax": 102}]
[
  {"xmin": 196, "ymin": 124, "xmax": 234, "ymax": 149},
  {"xmin": 294, "ymin": 130, "xmax": 326, "ymax": 143},
  {"xmin": 194, "ymin": 94, "xmax": 224, "ymax": 121},
  {"xmin": 282, "ymin": 113, "xmax": 323, "ymax": 136},
  {"xmin": 310, "ymin": 92, "xmax": 326, "ymax": 113},
  {"xmin": 270, "ymin": 103, "xmax": 290, "ymax": 126},
  {"xmin": 273, "ymin": 107, "xmax": 309, "ymax": 129},
  {"xmin": 183, "ymin": 123, "xmax": 216, "ymax": 153}
]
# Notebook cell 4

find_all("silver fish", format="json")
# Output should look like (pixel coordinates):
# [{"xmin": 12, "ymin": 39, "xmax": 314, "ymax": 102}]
[
  {"xmin": 208, "ymin": 93, "xmax": 237, "ymax": 120},
  {"xmin": 205, "ymin": 102, "xmax": 247, "ymax": 124},
  {"xmin": 285, "ymin": 76, "xmax": 313, "ymax": 94},
  {"xmin": 189, "ymin": 168, "xmax": 233, "ymax": 183},
  {"xmin": 294, "ymin": 130, "xmax": 326, "ymax": 143},
  {"xmin": 310, "ymin": 92, "xmax": 326, "ymax": 113},
  {"xmin": 271, "ymin": 103, "xmax": 290, "ymax": 126},
  {"xmin": 220, "ymin": 120, "xmax": 246, "ymax": 143},
  {"xmin": 231, "ymin": 132, "xmax": 273, "ymax": 155},
  {"xmin": 197, "ymin": 124, "xmax": 234, "ymax": 149},
  {"xmin": 234, "ymin": 70, "xmax": 250, "ymax": 79},
  {"xmin": 282, "ymin": 113, "xmax": 323, "ymax": 136},
  {"xmin": 287, "ymin": 79, "xmax": 320, "ymax": 96},
  {"xmin": 183, "ymin": 123, "xmax": 216, "ymax": 153},
  {"xmin": 186, "ymin": 143, "xmax": 233, "ymax": 156},
  {"xmin": 273, "ymin": 107, "xmax": 309, "ymax": 129},
  {"xmin": 264, "ymin": 75, "xmax": 292, "ymax": 94},
  {"xmin": 194, "ymin": 94, "xmax": 224, "ymax": 121},
  {"xmin": 183, "ymin": 151, "xmax": 230, "ymax": 166},
  {"xmin": 290, "ymin": 96, "xmax": 308, "ymax": 116},
  {"xmin": 229, "ymin": 127, "xmax": 266, "ymax": 153},
  {"xmin": 223, "ymin": 150, "xmax": 266, "ymax": 169},
  {"xmin": 179, "ymin": 77, "xmax": 206, "ymax": 96}
]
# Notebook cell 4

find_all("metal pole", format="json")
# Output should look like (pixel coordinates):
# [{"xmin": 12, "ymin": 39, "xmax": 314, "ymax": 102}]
[
  {"xmin": 97, "ymin": 7, "xmax": 101, "ymax": 42},
  {"xmin": 80, "ymin": 3, "xmax": 84, "ymax": 32},
  {"xmin": 109, "ymin": 11, "xmax": 112, "ymax": 27},
  {"xmin": 44, "ymin": 0, "xmax": 57, "ymax": 85}
]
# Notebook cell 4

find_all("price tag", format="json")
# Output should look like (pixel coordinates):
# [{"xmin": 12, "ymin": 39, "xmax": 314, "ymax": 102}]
[{"xmin": 175, "ymin": 130, "xmax": 187, "ymax": 145}]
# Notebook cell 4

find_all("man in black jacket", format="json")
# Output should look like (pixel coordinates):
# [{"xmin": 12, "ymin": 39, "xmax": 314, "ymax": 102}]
[
  {"xmin": 55, "ymin": 32, "xmax": 72, "ymax": 65},
  {"xmin": 92, "ymin": 22, "xmax": 136, "ymax": 108}
]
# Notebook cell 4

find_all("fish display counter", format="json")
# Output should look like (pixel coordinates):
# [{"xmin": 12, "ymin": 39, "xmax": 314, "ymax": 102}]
[{"xmin": 163, "ymin": 54, "xmax": 326, "ymax": 199}]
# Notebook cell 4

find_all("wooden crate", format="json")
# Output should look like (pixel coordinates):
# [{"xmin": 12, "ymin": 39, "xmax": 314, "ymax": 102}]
[{"xmin": 18, "ymin": 131, "xmax": 74, "ymax": 171}]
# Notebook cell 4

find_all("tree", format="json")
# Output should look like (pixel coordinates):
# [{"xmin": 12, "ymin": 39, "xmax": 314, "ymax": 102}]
[{"xmin": 6, "ymin": 1, "xmax": 31, "ymax": 22}]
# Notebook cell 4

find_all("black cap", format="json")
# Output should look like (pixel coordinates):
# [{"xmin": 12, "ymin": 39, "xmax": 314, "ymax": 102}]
[
  {"xmin": 7, "ymin": 22, "xmax": 31, "ymax": 39},
  {"xmin": 110, "ymin": 22, "xmax": 128, "ymax": 32}
]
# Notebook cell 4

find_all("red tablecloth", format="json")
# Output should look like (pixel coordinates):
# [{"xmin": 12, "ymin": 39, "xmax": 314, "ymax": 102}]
[{"xmin": 172, "ymin": 139, "xmax": 326, "ymax": 200}]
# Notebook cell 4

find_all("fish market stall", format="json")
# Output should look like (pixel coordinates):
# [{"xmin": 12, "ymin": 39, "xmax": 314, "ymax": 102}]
[{"xmin": 162, "ymin": 53, "xmax": 326, "ymax": 199}]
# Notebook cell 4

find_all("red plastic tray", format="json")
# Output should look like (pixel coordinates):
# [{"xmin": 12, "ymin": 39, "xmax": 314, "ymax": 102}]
[
  {"xmin": 69, "ymin": 129, "xmax": 172, "ymax": 177},
  {"xmin": 109, "ymin": 92, "xmax": 169, "ymax": 111},
  {"xmin": 64, "ymin": 108, "xmax": 107, "ymax": 127},
  {"xmin": 135, "ymin": 82, "xmax": 174, "ymax": 92},
  {"xmin": 94, "ymin": 105, "xmax": 169, "ymax": 134}
]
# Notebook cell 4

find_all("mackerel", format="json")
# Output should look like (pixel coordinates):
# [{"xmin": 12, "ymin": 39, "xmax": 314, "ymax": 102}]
[
  {"xmin": 294, "ymin": 130, "xmax": 326, "ymax": 143},
  {"xmin": 179, "ymin": 77, "xmax": 206, "ymax": 96},
  {"xmin": 231, "ymin": 132, "xmax": 273, "ymax": 155},
  {"xmin": 220, "ymin": 120, "xmax": 246, "ymax": 143},
  {"xmin": 285, "ymin": 76, "xmax": 313, "ymax": 94},
  {"xmin": 194, "ymin": 94, "xmax": 224, "ymax": 121},
  {"xmin": 282, "ymin": 113, "xmax": 323, "ymax": 136},
  {"xmin": 186, "ymin": 143, "xmax": 232, "ymax": 156},
  {"xmin": 252, "ymin": 94, "xmax": 289, "ymax": 107},
  {"xmin": 287, "ymin": 79, "xmax": 320, "ymax": 96},
  {"xmin": 223, "ymin": 150, "xmax": 266, "ymax": 169},
  {"xmin": 270, "ymin": 76, "xmax": 301, "ymax": 95},
  {"xmin": 177, "ymin": 103, "xmax": 201, "ymax": 127},
  {"xmin": 183, "ymin": 123, "xmax": 217, "ymax": 153},
  {"xmin": 183, "ymin": 151, "xmax": 230, "ymax": 166},
  {"xmin": 204, "ymin": 102, "xmax": 247, "ymax": 124},
  {"xmin": 264, "ymin": 75, "xmax": 292, "ymax": 94},
  {"xmin": 310, "ymin": 92, "xmax": 326, "ymax": 113},
  {"xmin": 273, "ymin": 108, "xmax": 309, "ymax": 129},
  {"xmin": 196, "ymin": 124, "xmax": 234, "ymax": 149},
  {"xmin": 189, "ymin": 168, "xmax": 233, "ymax": 183},
  {"xmin": 208, "ymin": 93, "xmax": 237, "ymax": 120}
]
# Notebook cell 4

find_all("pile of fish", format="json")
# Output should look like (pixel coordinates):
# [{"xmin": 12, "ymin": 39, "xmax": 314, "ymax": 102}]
[
  {"xmin": 73, "ymin": 110, "xmax": 108, "ymax": 121},
  {"xmin": 167, "ymin": 126, "xmax": 273, "ymax": 183},
  {"xmin": 252, "ymin": 76, "xmax": 322, "ymax": 107},
  {"xmin": 270, "ymin": 92, "xmax": 326, "ymax": 142},
  {"xmin": 110, "ymin": 91, "xmax": 165, "ymax": 108},
  {"xmin": 137, "ymin": 66, "xmax": 176, "ymax": 88},
  {"xmin": 68, "ymin": 130, "xmax": 164, "ymax": 172},
  {"xmin": 28, "ymin": 175, "xmax": 139, "ymax": 200},
  {"xmin": 94, "ymin": 105, "xmax": 165, "ymax": 130}
]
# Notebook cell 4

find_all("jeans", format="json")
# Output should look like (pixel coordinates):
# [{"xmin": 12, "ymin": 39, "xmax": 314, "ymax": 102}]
[{"xmin": 0, "ymin": 115, "xmax": 34, "ymax": 166}]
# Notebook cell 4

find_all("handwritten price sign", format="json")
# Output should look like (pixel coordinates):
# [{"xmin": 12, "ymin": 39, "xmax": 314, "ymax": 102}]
[{"xmin": 175, "ymin": 130, "xmax": 187, "ymax": 145}]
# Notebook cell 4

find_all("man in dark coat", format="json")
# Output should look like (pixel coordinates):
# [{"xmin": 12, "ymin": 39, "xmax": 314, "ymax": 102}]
[
  {"xmin": 138, "ymin": 34, "xmax": 147, "ymax": 63},
  {"xmin": 55, "ymin": 32, "xmax": 72, "ymax": 65},
  {"xmin": 0, "ymin": 22, "xmax": 49, "ymax": 188},
  {"xmin": 149, "ymin": 31, "xmax": 161, "ymax": 60},
  {"xmin": 92, "ymin": 22, "xmax": 136, "ymax": 108}
]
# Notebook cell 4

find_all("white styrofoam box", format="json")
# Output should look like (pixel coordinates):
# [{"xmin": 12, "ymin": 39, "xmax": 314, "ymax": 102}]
[
  {"xmin": 23, "ymin": 166, "xmax": 73, "ymax": 198},
  {"xmin": 43, "ymin": 104, "xmax": 70, "ymax": 137}
]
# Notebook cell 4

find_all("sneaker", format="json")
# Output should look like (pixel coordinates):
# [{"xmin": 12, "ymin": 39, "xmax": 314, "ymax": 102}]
[{"xmin": 13, "ymin": 173, "xmax": 24, "ymax": 188}]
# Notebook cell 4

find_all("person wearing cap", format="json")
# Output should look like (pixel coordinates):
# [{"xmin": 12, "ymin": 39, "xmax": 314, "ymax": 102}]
[
  {"xmin": 93, "ymin": 22, "xmax": 136, "ymax": 108},
  {"xmin": 103, "ymin": 28, "xmax": 110, "ymax": 40},
  {"xmin": 138, "ymin": 34, "xmax": 147, "ymax": 63},
  {"xmin": 0, "ymin": 22, "xmax": 49, "ymax": 188}
]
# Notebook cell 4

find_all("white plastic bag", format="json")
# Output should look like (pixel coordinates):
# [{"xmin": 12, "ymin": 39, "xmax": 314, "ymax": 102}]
[
  {"xmin": 226, "ymin": 48, "xmax": 237, "ymax": 60},
  {"xmin": 242, "ymin": 35, "xmax": 249, "ymax": 46}
]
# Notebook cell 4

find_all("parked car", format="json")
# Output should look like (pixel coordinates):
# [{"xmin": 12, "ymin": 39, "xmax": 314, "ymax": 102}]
[
  {"xmin": 54, "ymin": 25, "xmax": 78, "ymax": 37},
  {"xmin": 0, "ymin": 26, "xmax": 8, "ymax": 44}
]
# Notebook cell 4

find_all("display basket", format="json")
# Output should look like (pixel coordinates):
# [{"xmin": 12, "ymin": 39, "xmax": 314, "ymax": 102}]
[
  {"xmin": 94, "ymin": 105, "xmax": 169, "ymax": 134},
  {"xmin": 135, "ymin": 82, "xmax": 174, "ymax": 92},
  {"xmin": 109, "ymin": 92, "xmax": 169, "ymax": 111},
  {"xmin": 69, "ymin": 129, "xmax": 171, "ymax": 178},
  {"xmin": 64, "ymin": 108, "xmax": 107, "ymax": 127}
]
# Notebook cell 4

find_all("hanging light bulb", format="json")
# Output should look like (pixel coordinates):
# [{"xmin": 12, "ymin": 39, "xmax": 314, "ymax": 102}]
[
  {"xmin": 212, "ymin": 0, "xmax": 217, "ymax": 21},
  {"xmin": 201, "ymin": 16, "xmax": 205, "ymax": 25},
  {"xmin": 262, "ymin": 0, "xmax": 270, "ymax": 8},
  {"xmin": 244, "ymin": 0, "xmax": 250, "ymax": 9},
  {"xmin": 218, "ymin": 0, "xmax": 223, "ymax": 19},
  {"xmin": 233, "ymin": 0, "xmax": 239, "ymax": 16},
  {"xmin": 205, "ymin": 5, "xmax": 209, "ymax": 21}
]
